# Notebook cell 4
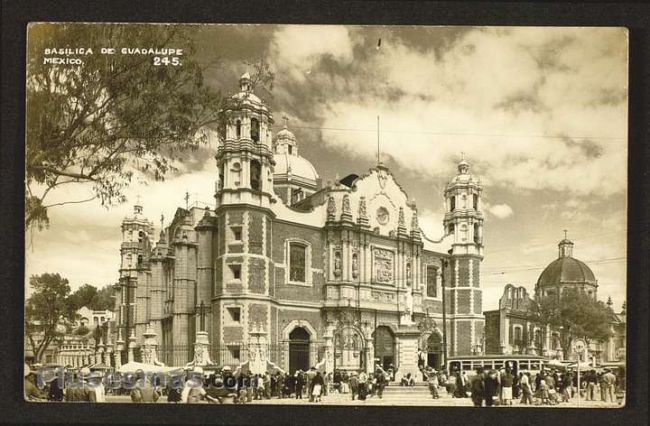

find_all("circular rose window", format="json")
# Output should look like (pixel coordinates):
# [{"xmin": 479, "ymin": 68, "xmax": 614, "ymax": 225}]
[{"xmin": 376, "ymin": 207, "xmax": 390, "ymax": 225}]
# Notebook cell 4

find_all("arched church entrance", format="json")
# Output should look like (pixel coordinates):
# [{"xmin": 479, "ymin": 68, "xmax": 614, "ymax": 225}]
[
  {"xmin": 373, "ymin": 326, "xmax": 395, "ymax": 370},
  {"xmin": 289, "ymin": 327, "xmax": 310, "ymax": 373},
  {"xmin": 426, "ymin": 332, "xmax": 443, "ymax": 370}
]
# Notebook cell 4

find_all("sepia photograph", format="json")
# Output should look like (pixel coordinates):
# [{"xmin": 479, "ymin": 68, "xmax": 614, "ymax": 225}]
[{"xmin": 23, "ymin": 23, "xmax": 628, "ymax": 408}]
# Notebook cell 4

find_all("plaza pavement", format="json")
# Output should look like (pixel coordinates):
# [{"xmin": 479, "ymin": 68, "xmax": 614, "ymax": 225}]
[{"xmin": 104, "ymin": 389, "xmax": 622, "ymax": 408}]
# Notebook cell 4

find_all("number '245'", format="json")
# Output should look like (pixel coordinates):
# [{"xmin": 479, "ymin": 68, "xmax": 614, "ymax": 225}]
[{"xmin": 153, "ymin": 56, "xmax": 181, "ymax": 66}]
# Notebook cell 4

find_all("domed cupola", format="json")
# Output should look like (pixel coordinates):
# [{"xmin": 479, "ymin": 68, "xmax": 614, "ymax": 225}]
[
  {"xmin": 535, "ymin": 232, "xmax": 598, "ymax": 299},
  {"xmin": 272, "ymin": 115, "xmax": 320, "ymax": 206}
]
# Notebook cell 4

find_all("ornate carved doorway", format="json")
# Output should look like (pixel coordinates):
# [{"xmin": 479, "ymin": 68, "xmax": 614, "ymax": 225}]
[
  {"xmin": 334, "ymin": 325, "xmax": 364, "ymax": 372},
  {"xmin": 289, "ymin": 327, "xmax": 310, "ymax": 373}
]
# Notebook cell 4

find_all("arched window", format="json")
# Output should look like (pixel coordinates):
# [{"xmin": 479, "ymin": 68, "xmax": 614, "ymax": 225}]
[
  {"xmin": 288, "ymin": 145, "xmax": 293, "ymax": 155},
  {"xmin": 250, "ymin": 160, "xmax": 261, "ymax": 191},
  {"xmin": 474, "ymin": 223, "xmax": 480, "ymax": 243},
  {"xmin": 473, "ymin": 194, "xmax": 478, "ymax": 210},
  {"xmin": 462, "ymin": 194, "xmax": 467, "ymax": 209},
  {"xmin": 448, "ymin": 223, "xmax": 455, "ymax": 235},
  {"xmin": 251, "ymin": 118, "xmax": 260, "ymax": 142},
  {"xmin": 236, "ymin": 120, "xmax": 242, "ymax": 139},
  {"xmin": 289, "ymin": 243, "xmax": 306, "ymax": 283},
  {"xmin": 450, "ymin": 196, "xmax": 455, "ymax": 211}
]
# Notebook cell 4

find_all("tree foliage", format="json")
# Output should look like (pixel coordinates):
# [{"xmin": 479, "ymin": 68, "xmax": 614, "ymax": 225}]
[
  {"xmin": 25, "ymin": 24, "xmax": 223, "ymax": 230},
  {"xmin": 68, "ymin": 283, "xmax": 115, "ymax": 311},
  {"xmin": 25, "ymin": 273, "xmax": 76, "ymax": 362},
  {"xmin": 528, "ymin": 289, "xmax": 614, "ymax": 356}
]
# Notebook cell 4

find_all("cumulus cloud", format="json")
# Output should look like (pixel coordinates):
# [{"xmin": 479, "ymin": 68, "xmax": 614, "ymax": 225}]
[
  {"xmin": 270, "ymin": 25, "xmax": 356, "ymax": 82},
  {"xmin": 487, "ymin": 203, "xmax": 514, "ymax": 219},
  {"xmin": 280, "ymin": 26, "xmax": 627, "ymax": 197}
]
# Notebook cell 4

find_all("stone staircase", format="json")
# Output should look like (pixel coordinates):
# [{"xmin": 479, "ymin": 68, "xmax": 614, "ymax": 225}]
[{"xmin": 379, "ymin": 382, "xmax": 443, "ymax": 403}]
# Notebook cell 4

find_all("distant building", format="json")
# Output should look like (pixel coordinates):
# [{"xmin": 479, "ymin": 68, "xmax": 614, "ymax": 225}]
[{"xmin": 484, "ymin": 238, "xmax": 625, "ymax": 365}]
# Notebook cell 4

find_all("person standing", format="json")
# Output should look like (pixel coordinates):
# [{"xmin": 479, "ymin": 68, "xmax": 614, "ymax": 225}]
[
  {"xmin": 295, "ymin": 370, "xmax": 305, "ymax": 399},
  {"xmin": 311, "ymin": 371, "xmax": 324, "ymax": 402},
  {"xmin": 358, "ymin": 371, "xmax": 368, "ymax": 401},
  {"xmin": 501, "ymin": 367, "xmax": 514, "ymax": 405},
  {"xmin": 483, "ymin": 370, "xmax": 498, "ymax": 407},
  {"xmin": 375, "ymin": 369, "xmax": 387, "ymax": 399},
  {"xmin": 586, "ymin": 370, "xmax": 597, "ymax": 401},
  {"xmin": 471, "ymin": 368, "xmax": 485, "ymax": 407},
  {"xmin": 601, "ymin": 368, "xmax": 616, "ymax": 403},
  {"xmin": 428, "ymin": 370, "xmax": 440, "ymax": 399},
  {"xmin": 350, "ymin": 372, "xmax": 359, "ymax": 401},
  {"xmin": 520, "ymin": 372, "xmax": 533, "ymax": 405}
]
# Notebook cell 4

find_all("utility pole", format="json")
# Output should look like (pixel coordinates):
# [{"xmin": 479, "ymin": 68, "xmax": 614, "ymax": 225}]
[{"xmin": 442, "ymin": 258, "xmax": 449, "ymax": 369}]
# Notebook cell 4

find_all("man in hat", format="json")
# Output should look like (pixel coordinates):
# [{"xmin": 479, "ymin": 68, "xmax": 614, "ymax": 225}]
[
  {"xmin": 65, "ymin": 367, "xmax": 97, "ymax": 402},
  {"xmin": 24, "ymin": 364, "xmax": 44, "ymax": 401},
  {"xmin": 601, "ymin": 368, "xmax": 617, "ymax": 403}
]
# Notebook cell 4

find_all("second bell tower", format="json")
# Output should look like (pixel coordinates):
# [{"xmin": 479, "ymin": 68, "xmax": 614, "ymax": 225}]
[{"xmin": 215, "ymin": 72, "xmax": 275, "ymax": 208}]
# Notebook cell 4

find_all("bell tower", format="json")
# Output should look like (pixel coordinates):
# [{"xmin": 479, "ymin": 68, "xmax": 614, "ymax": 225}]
[
  {"xmin": 443, "ymin": 157, "xmax": 485, "ymax": 356},
  {"xmin": 215, "ymin": 72, "xmax": 275, "ymax": 209},
  {"xmin": 443, "ymin": 157, "xmax": 484, "ymax": 256},
  {"xmin": 117, "ymin": 200, "xmax": 153, "ymax": 351}
]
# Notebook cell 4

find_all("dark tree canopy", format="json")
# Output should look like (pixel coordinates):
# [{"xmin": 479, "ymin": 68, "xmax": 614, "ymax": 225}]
[
  {"xmin": 528, "ymin": 288, "xmax": 614, "ymax": 357},
  {"xmin": 25, "ymin": 273, "xmax": 76, "ymax": 362},
  {"xmin": 25, "ymin": 24, "xmax": 224, "ymax": 229},
  {"xmin": 67, "ymin": 283, "xmax": 115, "ymax": 311}
]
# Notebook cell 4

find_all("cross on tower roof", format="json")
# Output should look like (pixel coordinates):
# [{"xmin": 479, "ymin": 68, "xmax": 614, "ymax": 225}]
[
  {"xmin": 563, "ymin": 229, "xmax": 568, "ymax": 239},
  {"xmin": 282, "ymin": 114, "xmax": 289, "ymax": 128}
]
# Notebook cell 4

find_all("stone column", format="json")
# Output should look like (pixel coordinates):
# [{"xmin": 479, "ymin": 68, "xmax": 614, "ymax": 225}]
[
  {"xmin": 115, "ymin": 329, "xmax": 124, "ymax": 369},
  {"xmin": 323, "ymin": 322, "xmax": 335, "ymax": 374},
  {"xmin": 191, "ymin": 330, "xmax": 215, "ymax": 367},
  {"xmin": 128, "ymin": 331, "xmax": 137, "ymax": 363},
  {"xmin": 142, "ymin": 323, "xmax": 163, "ymax": 365},
  {"xmin": 394, "ymin": 329, "xmax": 420, "ymax": 382}
]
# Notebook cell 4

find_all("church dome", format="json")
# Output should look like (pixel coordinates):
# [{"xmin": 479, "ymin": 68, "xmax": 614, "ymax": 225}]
[
  {"xmin": 536, "ymin": 236, "xmax": 597, "ymax": 295},
  {"xmin": 537, "ymin": 256, "xmax": 597, "ymax": 288},
  {"xmin": 275, "ymin": 126, "xmax": 297, "ymax": 143},
  {"xmin": 273, "ymin": 151, "xmax": 319, "ymax": 182}
]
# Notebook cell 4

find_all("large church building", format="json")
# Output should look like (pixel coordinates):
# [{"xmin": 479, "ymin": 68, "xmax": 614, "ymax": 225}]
[{"xmin": 112, "ymin": 74, "xmax": 486, "ymax": 377}]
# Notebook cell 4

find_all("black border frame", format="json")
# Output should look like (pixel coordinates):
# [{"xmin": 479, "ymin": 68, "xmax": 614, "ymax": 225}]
[{"xmin": 2, "ymin": 1, "xmax": 648, "ymax": 425}]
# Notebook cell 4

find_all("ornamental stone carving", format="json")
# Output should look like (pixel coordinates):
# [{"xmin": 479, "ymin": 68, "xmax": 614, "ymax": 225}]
[
  {"xmin": 373, "ymin": 248, "xmax": 394, "ymax": 284},
  {"xmin": 327, "ymin": 196, "xmax": 336, "ymax": 221},
  {"xmin": 341, "ymin": 194, "xmax": 352, "ymax": 222}
]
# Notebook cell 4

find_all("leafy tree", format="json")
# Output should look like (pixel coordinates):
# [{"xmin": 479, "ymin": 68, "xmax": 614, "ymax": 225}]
[
  {"xmin": 25, "ymin": 273, "xmax": 76, "ymax": 363},
  {"xmin": 26, "ymin": 24, "xmax": 272, "ymax": 230},
  {"xmin": 67, "ymin": 283, "xmax": 98, "ymax": 311},
  {"xmin": 91, "ymin": 285, "xmax": 116, "ymax": 311},
  {"xmin": 528, "ymin": 288, "xmax": 614, "ymax": 357}
]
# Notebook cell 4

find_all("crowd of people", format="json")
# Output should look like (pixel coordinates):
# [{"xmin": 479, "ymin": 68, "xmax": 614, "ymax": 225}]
[
  {"xmin": 466, "ymin": 365, "xmax": 621, "ymax": 407},
  {"xmin": 24, "ymin": 360, "xmax": 623, "ymax": 406}
]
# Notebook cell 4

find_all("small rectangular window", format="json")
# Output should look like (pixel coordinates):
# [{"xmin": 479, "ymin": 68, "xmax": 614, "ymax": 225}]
[
  {"xmin": 227, "ymin": 307, "xmax": 241, "ymax": 323},
  {"xmin": 230, "ymin": 264, "xmax": 241, "ymax": 280},
  {"xmin": 289, "ymin": 243, "xmax": 306, "ymax": 283},
  {"xmin": 450, "ymin": 196, "xmax": 456, "ymax": 211},
  {"xmin": 426, "ymin": 266, "xmax": 438, "ymax": 298},
  {"xmin": 231, "ymin": 226, "xmax": 242, "ymax": 241}
]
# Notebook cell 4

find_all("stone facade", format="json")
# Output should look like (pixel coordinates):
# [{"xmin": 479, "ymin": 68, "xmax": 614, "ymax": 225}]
[{"xmin": 111, "ymin": 75, "xmax": 486, "ymax": 375}]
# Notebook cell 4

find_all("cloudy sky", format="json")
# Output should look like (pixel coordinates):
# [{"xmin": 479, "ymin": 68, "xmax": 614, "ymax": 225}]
[{"xmin": 26, "ymin": 24, "xmax": 628, "ymax": 311}]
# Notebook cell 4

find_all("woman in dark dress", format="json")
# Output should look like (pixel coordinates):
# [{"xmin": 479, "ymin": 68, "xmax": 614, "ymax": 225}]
[{"xmin": 453, "ymin": 371, "xmax": 466, "ymax": 398}]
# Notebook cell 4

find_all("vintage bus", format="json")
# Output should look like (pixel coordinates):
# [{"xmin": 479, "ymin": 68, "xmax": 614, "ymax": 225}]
[{"xmin": 447, "ymin": 354, "xmax": 546, "ymax": 377}]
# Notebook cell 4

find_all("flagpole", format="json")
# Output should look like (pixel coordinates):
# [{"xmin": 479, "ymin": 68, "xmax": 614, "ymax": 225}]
[{"xmin": 377, "ymin": 115, "xmax": 380, "ymax": 164}]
